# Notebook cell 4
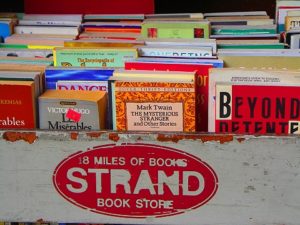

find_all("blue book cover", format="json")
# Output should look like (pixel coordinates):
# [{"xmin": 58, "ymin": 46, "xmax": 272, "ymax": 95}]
[
  {"xmin": 0, "ymin": 22, "xmax": 11, "ymax": 39},
  {"xmin": 45, "ymin": 67, "xmax": 114, "ymax": 89}
]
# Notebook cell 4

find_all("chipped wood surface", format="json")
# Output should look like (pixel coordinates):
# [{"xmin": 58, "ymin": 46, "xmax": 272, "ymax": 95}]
[{"xmin": 0, "ymin": 131, "xmax": 299, "ymax": 225}]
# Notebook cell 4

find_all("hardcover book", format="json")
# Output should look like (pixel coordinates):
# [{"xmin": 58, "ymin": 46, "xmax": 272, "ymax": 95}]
[
  {"xmin": 0, "ymin": 80, "xmax": 36, "ymax": 129},
  {"xmin": 53, "ymin": 47, "xmax": 137, "ymax": 67},
  {"xmin": 111, "ymin": 70, "xmax": 196, "ymax": 132},
  {"xmin": 141, "ymin": 20, "xmax": 210, "ymax": 39},
  {"xmin": 215, "ymin": 83, "xmax": 300, "ymax": 134},
  {"xmin": 39, "ymin": 90, "xmax": 107, "ymax": 131}
]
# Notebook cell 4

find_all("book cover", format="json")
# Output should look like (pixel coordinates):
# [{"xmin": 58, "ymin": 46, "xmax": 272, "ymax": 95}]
[
  {"xmin": 14, "ymin": 26, "xmax": 79, "ymax": 36},
  {"xmin": 53, "ymin": 47, "xmax": 137, "ymax": 67},
  {"xmin": 39, "ymin": 90, "xmax": 107, "ymax": 130},
  {"xmin": 208, "ymin": 68, "xmax": 300, "ymax": 132},
  {"xmin": 285, "ymin": 15, "xmax": 300, "ymax": 30},
  {"xmin": 56, "ymin": 80, "xmax": 108, "ymax": 92},
  {"xmin": 215, "ymin": 83, "xmax": 300, "ymax": 134},
  {"xmin": 111, "ymin": 70, "xmax": 196, "ymax": 132},
  {"xmin": 0, "ymin": 80, "xmax": 36, "ymax": 129},
  {"xmin": 124, "ymin": 61, "xmax": 212, "ymax": 132},
  {"xmin": 136, "ymin": 45, "xmax": 214, "ymax": 58},
  {"xmin": 45, "ymin": 67, "xmax": 113, "ymax": 89},
  {"xmin": 211, "ymin": 25, "xmax": 277, "ymax": 35},
  {"xmin": 141, "ymin": 21, "xmax": 210, "ymax": 39}
]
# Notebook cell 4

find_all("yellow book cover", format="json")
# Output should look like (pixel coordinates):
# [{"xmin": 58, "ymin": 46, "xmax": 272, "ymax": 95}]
[
  {"xmin": 285, "ymin": 16, "xmax": 300, "ymax": 31},
  {"xmin": 114, "ymin": 81, "xmax": 195, "ymax": 132}
]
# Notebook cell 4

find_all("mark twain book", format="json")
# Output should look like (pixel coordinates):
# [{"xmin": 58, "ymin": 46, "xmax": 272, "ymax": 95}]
[
  {"xmin": 0, "ymin": 80, "xmax": 36, "ymax": 129},
  {"xmin": 110, "ymin": 70, "xmax": 196, "ymax": 132}
]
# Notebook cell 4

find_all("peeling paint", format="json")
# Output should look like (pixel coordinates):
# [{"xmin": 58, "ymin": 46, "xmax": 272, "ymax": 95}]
[
  {"xmin": 70, "ymin": 132, "xmax": 78, "ymax": 140},
  {"xmin": 86, "ymin": 132, "xmax": 103, "ymax": 138},
  {"xmin": 109, "ymin": 133, "xmax": 120, "ymax": 142},
  {"xmin": 156, "ymin": 134, "xmax": 234, "ymax": 144},
  {"xmin": 237, "ymin": 138, "xmax": 246, "ymax": 143},
  {"xmin": 3, "ymin": 132, "xmax": 37, "ymax": 144}
]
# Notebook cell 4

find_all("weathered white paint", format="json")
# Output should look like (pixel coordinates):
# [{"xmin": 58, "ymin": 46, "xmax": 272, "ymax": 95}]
[{"xmin": 0, "ymin": 131, "xmax": 299, "ymax": 225}]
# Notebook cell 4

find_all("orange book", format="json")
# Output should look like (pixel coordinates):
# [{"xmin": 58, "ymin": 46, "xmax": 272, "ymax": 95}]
[
  {"xmin": 0, "ymin": 80, "xmax": 36, "ymax": 129},
  {"xmin": 111, "ymin": 70, "xmax": 196, "ymax": 132}
]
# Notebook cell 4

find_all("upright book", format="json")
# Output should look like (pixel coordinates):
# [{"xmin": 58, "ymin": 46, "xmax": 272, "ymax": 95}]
[
  {"xmin": 215, "ymin": 83, "xmax": 300, "ymax": 134},
  {"xmin": 39, "ymin": 90, "xmax": 107, "ymax": 131},
  {"xmin": 0, "ymin": 80, "xmax": 36, "ymax": 129},
  {"xmin": 111, "ymin": 70, "xmax": 196, "ymax": 132}
]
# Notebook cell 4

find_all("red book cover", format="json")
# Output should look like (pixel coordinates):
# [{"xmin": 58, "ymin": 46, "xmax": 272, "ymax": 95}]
[
  {"xmin": 215, "ymin": 84, "xmax": 300, "ymax": 134},
  {"xmin": 25, "ymin": 0, "xmax": 154, "ymax": 14},
  {"xmin": 0, "ymin": 81, "xmax": 36, "ymax": 129},
  {"xmin": 125, "ymin": 61, "xmax": 212, "ymax": 131}
]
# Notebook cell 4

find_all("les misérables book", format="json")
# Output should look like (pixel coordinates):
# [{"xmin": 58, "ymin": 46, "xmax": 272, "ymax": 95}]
[
  {"xmin": 124, "ymin": 60, "xmax": 212, "ymax": 132},
  {"xmin": 110, "ymin": 70, "xmax": 196, "ymax": 132},
  {"xmin": 39, "ymin": 90, "xmax": 107, "ymax": 131},
  {"xmin": 215, "ymin": 83, "xmax": 300, "ymax": 134},
  {"xmin": 209, "ymin": 68, "xmax": 300, "ymax": 134},
  {"xmin": 0, "ymin": 80, "xmax": 36, "ymax": 129}
]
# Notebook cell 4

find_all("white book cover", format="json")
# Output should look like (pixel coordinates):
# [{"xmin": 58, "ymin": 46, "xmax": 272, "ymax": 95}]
[
  {"xmin": 290, "ymin": 33, "xmax": 300, "ymax": 48},
  {"xmin": 18, "ymin": 20, "xmax": 81, "ymax": 27},
  {"xmin": 56, "ymin": 80, "xmax": 108, "ymax": 92},
  {"xmin": 137, "ymin": 45, "xmax": 214, "ymax": 58},
  {"xmin": 23, "ymin": 14, "xmax": 83, "ymax": 22},
  {"xmin": 14, "ymin": 26, "xmax": 79, "ymax": 35}
]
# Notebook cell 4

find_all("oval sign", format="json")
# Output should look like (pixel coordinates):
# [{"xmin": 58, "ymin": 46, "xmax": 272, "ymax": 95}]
[{"xmin": 53, "ymin": 143, "xmax": 218, "ymax": 218}]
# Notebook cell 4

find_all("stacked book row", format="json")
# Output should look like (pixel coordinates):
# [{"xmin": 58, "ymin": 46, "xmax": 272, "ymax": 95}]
[{"xmin": 0, "ymin": 10, "xmax": 300, "ymax": 135}]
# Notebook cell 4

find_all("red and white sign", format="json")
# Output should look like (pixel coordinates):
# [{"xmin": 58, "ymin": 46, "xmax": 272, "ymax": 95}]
[{"xmin": 53, "ymin": 143, "xmax": 218, "ymax": 218}]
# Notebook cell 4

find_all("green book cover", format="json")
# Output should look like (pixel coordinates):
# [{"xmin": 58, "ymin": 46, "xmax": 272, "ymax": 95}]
[
  {"xmin": 54, "ymin": 48, "xmax": 138, "ymax": 67},
  {"xmin": 141, "ymin": 21, "xmax": 210, "ymax": 39},
  {"xmin": 0, "ymin": 43, "xmax": 28, "ymax": 49},
  {"xmin": 218, "ymin": 44, "xmax": 285, "ymax": 49},
  {"xmin": 212, "ymin": 26, "xmax": 277, "ymax": 35}
]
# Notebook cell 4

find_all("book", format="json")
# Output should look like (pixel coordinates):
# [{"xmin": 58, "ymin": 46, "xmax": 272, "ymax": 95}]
[
  {"xmin": 0, "ymin": 56, "xmax": 53, "ymax": 66},
  {"xmin": 39, "ymin": 90, "xmax": 107, "ymax": 130},
  {"xmin": 204, "ymin": 11, "xmax": 268, "ymax": 17},
  {"xmin": 211, "ymin": 24, "xmax": 277, "ymax": 35},
  {"xmin": 18, "ymin": 20, "xmax": 81, "ymax": 27},
  {"xmin": 290, "ymin": 33, "xmax": 300, "ymax": 48},
  {"xmin": 285, "ymin": 15, "xmax": 300, "ymax": 30},
  {"xmin": 136, "ymin": 45, "xmax": 214, "ymax": 58},
  {"xmin": 125, "ymin": 60, "xmax": 212, "ymax": 132},
  {"xmin": 56, "ymin": 80, "xmax": 108, "ymax": 92},
  {"xmin": 53, "ymin": 47, "xmax": 137, "ymax": 67},
  {"xmin": 127, "ymin": 57, "xmax": 224, "ymax": 68},
  {"xmin": 111, "ymin": 69, "xmax": 196, "ymax": 132},
  {"xmin": 208, "ymin": 68, "xmax": 300, "ymax": 132},
  {"xmin": 145, "ymin": 13, "xmax": 204, "ymax": 19},
  {"xmin": 141, "ymin": 20, "xmax": 210, "ymax": 39},
  {"xmin": 45, "ymin": 66, "xmax": 113, "ymax": 89},
  {"xmin": 64, "ymin": 39, "xmax": 144, "ymax": 48},
  {"xmin": 142, "ymin": 38, "xmax": 217, "ymax": 54},
  {"xmin": 84, "ymin": 14, "xmax": 144, "ymax": 21},
  {"xmin": 0, "ymin": 48, "xmax": 53, "ymax": 58},
  {"xmin": 215, "ymin": 83, "xmax": 300, "ymax": 134},
  {"xmin": 23, "ymin": 14, "xmax": 83, "ymax": 22},
  {"xmin": 0, "ymin": 71, "xmax": 43, "ymax": 97},
  {"xmin": 0, "ymin": 21, "xmax": 13, "ymax": 40},
  {"xmin": 0, "ymin": 80, "xmax": 36, "ymax": 129},
  {"xmin": 14, "ymin": 25, "xmax": 79, "ymax": 36}
]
